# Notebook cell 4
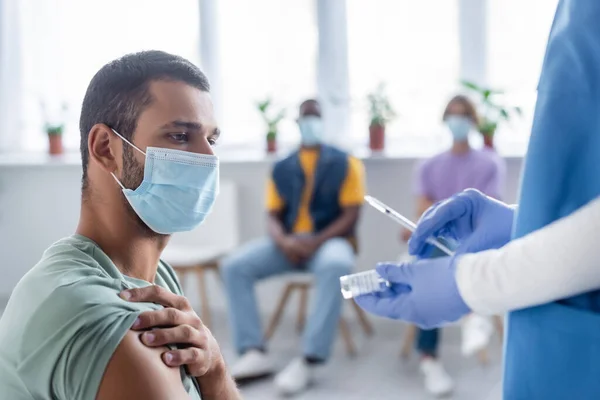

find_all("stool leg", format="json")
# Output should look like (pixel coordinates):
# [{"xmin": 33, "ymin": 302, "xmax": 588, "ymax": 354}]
[
  {"xmin": 493, "ymin": 315, "xmax": 505, "ymax": 342},
  {"xmin": 478, "ymin": 348, "xmax": 490, "ymax": 365},
  {"xmin": 400, "ymin": 325, "xmax": 417, "ymax": 359},
  {"xmin": 297, "ymin": 286, "xmax": 308, "ymax": 333},
  {"xmin": 338, "ymin": 318, "xmax": 357, "ymax": 357},
  {"xmin": 196, "ymin": 266, "xmax": 212, "ymax": 331},
  {"xmin": 265, "ymin": 285, "xmax": 294, "ymax": 340},
  {"xmin": 351, "ymin": 301, "xmax": 374, "ymax": 336}
]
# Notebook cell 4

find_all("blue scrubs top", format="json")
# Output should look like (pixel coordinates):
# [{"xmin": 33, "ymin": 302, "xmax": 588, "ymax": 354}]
[{"xmin": 507, "ymin": 0, "xmax": 600, "ymax": 398}]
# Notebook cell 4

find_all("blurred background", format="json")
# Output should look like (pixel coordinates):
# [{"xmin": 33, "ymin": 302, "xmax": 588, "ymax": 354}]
[{"xmin": 0, "ymin": 0, "xmax": 559, "ymax": 399}]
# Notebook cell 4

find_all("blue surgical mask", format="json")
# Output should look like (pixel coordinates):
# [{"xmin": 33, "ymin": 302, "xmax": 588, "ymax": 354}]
[
  {"xmin": 298, "ymin": 116, "xmax": 324, "ymax": 146},
  {"xmin": 111, "ymin": 129, "xmax": 219, "ymax": 234},
  {"xmin": 446, "ymin": 115, "xmax": 473, "ymax": 141}
]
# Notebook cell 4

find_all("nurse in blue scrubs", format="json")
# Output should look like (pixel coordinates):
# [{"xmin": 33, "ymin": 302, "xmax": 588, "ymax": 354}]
[{"xmin": 356, "ymin": 0, "xmax": 600, "ymax": 398}]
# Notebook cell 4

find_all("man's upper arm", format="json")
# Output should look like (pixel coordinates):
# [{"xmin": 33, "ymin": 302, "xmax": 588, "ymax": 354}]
[
  {"xmin": 266, "ymin": 177, "xmax": 285, "ymax": 211},
  {"xmin": 339, "ymin": 157, "xmax": 366, "ymax": 207},
  {"xmin": 97, "ymin": 330, "xmax": 189, "ymax": 400}
]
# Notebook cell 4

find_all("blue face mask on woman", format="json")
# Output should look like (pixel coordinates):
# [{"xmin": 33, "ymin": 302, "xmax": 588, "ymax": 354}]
[
  {"xmin": 446, "ymin": 115, "xmax": 473, "ymax": 142},
  {"xmin": 111, "ymin": 129, "xmax": 219, "ymax": 234},
  {"xmin": 298, "ymin": 116, "xmax": 324, "ymax": 146}
]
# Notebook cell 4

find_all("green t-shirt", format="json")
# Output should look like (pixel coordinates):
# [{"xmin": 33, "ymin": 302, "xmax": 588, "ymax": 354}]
[{"xmin": 0, "ymin": 235, "xmax": 202, "ymax": 400}]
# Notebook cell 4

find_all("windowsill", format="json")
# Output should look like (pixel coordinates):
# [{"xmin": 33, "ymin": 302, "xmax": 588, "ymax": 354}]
[{"xmin": 0, "ymin": 144, "xmax": 526, "ymax": 167}]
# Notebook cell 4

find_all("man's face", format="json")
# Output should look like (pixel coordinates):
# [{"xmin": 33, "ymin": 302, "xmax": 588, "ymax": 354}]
[{"xmin": 119, "ymin": 80, "xmax": 219, "ymax": 235}]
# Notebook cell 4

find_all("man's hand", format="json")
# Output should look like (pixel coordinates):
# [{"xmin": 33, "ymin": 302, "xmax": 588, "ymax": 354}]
[
  {"xmin": 278, "ymin": 235, "xmax": 321, "ymax": 264},
  {"xmin": 120, "ymin": 286, "xmax": 240, "ymax": 399},
  {"xmin": 295, "ymin": 235, "xmax": 322, "ymax": 257}
]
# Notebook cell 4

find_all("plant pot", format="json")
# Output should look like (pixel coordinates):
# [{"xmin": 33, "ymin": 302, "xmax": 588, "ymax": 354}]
[
  {"xmin": 267, "ymin": 138, "xmax": 277, "ymax": 153},
  {"xmin": 483, "ymin": 134, "xmax": 495, "ymax": 149},
  {"xmin": 369, "ymin": 123, "xmax": 385, "ymax": 151},
  {"xmin": 48, "ymin": 135, "xmax": 64, "ymax": 155}
]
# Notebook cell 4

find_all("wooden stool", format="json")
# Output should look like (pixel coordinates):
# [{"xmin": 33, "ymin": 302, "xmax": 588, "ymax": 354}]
[
  {"xmin": 172, "ymin": 262, "xmax": 221, "ymax": 330},
  {"xmin": 400, "ymin": 315, "xmax": 504, "ymax": 365},
  {"xmin": 265, "ymin": 277, "xmax": 374, "ymax": 357}
]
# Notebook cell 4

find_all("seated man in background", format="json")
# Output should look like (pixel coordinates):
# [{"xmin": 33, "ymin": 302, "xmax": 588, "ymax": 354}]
[
  {"xmin": 401, "ymin": 95, "xmax": 505, "ymax": 397},
  {"xmin": 222, "ymin": 99, "xmax": 365, "ymax": 396},
  {"xmin": 0, "ymin": 51, "xmax": 239, "ymax": 399}
]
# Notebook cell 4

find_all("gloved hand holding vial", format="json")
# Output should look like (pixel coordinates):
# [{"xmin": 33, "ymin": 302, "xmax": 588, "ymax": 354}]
[{"xmin": 339, "ymin": 195, "xmax": 454, "ymax": 300}]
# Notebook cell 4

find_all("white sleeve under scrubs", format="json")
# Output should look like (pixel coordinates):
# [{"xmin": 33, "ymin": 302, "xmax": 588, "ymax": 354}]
[
  {"xmin": 0, "ymin": 235, "xmax": 202, "ymax": 400},
  {"xmin": 456, "ymin": 195, "xmax": 600, "ymax": 315}
]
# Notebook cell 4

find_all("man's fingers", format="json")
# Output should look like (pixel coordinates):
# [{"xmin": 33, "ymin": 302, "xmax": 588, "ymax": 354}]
[
  {"xmin": 163, "ymin": 348, "xmax": 211, "ymax": 376},
  {"xmin": 141, "ymin": 325, "xmax": 208, "ymax": 349},
  {"xmin": 120, "ymin": 285, "xmax": 190, "ymax": 310},
  {"xmin": 133, "ymin": 308, "xmax": 203, "ymax": 330}
]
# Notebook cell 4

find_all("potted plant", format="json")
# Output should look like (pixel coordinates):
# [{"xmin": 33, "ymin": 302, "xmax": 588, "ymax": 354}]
[
  {"xmin": 42, "ymin": 102, "xmax": 68, "ymax": 155},
  {"xmin": 461, "ymin": 80, "xmax": 522, "ymax": 149},
  {"xmin": 45, "ymin": 124, "xmax": 64, "ymax": 155},
  {"xmin": 367, "ymin": 83, "xmax": 396, "ymax": 151},
  {"xmin": 256, "ymin": 98, "xmax": 286, "ymax": 153}
]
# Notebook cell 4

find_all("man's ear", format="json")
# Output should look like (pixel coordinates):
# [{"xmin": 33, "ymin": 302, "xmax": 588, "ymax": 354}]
[{"xmin": 88, "ymin": 124, "xmax": 121, "ymax": 174}]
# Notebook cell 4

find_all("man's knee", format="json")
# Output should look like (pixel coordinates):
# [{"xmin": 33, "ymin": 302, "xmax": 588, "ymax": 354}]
[
  {"xmin": 314, "ymin": 238, "xmax": 354, "ymax": 278},
  {"xmin": 221, "ymin": 237, "xmax": 279, "ymax": 283},
  {"xmin": 220, "ymin": 251, "xmax": 245, "ymax": 284}
]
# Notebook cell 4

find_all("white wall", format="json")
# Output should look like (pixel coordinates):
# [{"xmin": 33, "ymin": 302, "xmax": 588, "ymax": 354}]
[{"xmin": 0, "ymin": 156, "xmax": 523, "ymax": 311}]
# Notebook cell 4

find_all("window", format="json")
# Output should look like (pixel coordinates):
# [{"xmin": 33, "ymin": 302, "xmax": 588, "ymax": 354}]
[
  {"xmin": 217, "ymin": 0, "xmax": 317, "ymax": 147},
  {"xmin": 487, "ymin": 0, "xmax": 559, "ymax": 152},
  {"xmin": 19, "ymin": 0, "xmax": 200, "ymax": 151},
  {"xmin": 346, "ymin": 0, "xmax": 461, "ymax": 153}
]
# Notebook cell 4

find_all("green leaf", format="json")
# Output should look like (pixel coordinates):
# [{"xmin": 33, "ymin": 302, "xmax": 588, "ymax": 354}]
[
  {"xmin": 514, "ymin": 106, "xmax": 523, "ymax": 116},
  {"xmin": 499, "ymin": 109, "xmax": 509, "ymax": 119},
  {"xmin": 461, "ymin": 80, "xmax": 481, "ymax": 92}
]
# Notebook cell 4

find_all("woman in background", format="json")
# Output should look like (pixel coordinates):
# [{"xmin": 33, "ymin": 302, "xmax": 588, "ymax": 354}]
[{"xmin": 401, "ymin": 95, "xmax": 505, "ymax": 396}]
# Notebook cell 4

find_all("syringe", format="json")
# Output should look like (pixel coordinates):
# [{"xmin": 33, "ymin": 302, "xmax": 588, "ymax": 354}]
[{"xmin": 364, "ymin": 195, "xmax": 454, "ymax": 256}]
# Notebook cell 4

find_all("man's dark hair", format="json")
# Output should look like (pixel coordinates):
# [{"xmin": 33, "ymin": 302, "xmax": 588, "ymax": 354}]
[{"xmin": 79, "ymin": 50, "xmax": 210, "ymax": 190}]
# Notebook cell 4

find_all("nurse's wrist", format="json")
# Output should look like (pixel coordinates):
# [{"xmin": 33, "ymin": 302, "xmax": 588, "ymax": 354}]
[{"xmin": 454, "ymin": 253, "xmax": 488, "ymax": 315}]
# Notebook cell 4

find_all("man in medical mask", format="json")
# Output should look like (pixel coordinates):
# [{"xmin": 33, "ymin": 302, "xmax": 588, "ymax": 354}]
[
  {"xmin": 399, "ymin": 95, "xmax": 504, "ymax": 396},
  {"xmin": 222, "ymin": 99, "xmax": 365, "ymax": 395},
  {"xmin": 0, "ymin": 51, "xmax": 239, "ymax": 399}
]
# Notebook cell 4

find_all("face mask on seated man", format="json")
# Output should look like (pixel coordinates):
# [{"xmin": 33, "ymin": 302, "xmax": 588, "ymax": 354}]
[{"xmin": 0, "ymin": 51, "xmax": 240, "ymax": 400}]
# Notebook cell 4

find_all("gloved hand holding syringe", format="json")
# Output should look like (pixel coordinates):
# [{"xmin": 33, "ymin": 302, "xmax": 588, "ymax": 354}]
[{"xmin": 339, "ymin": 195, "xmax": 455, "ymax": 299}]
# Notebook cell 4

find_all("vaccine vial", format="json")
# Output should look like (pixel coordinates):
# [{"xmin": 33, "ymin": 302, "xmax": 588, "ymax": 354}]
[{"xmin": 340, "ymin": 270, "xmax": 390, "ymax": 299}]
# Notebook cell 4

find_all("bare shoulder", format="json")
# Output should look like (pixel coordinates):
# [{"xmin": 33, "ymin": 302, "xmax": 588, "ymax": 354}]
[{"xmin": 96, "ymin": 330, "xmax": 190, "ymax": 400}]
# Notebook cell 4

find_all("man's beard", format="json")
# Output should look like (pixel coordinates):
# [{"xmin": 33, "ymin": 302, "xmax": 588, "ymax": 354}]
[{"xmin": 121, "ymin": 145, "xmax": 162, "ymax": 238}]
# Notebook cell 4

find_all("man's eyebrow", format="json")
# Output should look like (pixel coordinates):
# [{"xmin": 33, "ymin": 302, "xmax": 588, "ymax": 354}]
[
  {"xmin": 161, "ymin": 120, "xmax": 203, "ymax": 131},
  {"xmin": 211, "ymin": 127, "xmax": 221, "ymax": 139}
]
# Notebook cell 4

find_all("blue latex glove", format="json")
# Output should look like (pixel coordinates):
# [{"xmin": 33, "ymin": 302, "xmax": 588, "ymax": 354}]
[
  {"xmin": 354, "ymin": 259, "xmax": 470, "ymax": 329},
  {"xmin": 409, "ymin": 189, "xmax": 515, "ymax": 257}
]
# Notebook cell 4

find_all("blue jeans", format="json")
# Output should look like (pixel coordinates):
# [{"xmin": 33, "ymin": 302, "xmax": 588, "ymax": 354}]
[
  {"xmin": 221, "ymin": 237, "xmax": 354, "ymax": 361},
  {"xmin": 417, "ymin": 328, "xmax": 439, "ymax": 358}
]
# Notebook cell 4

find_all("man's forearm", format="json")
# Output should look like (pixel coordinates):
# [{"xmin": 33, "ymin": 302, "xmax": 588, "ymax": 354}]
[
  {"xmin": 315, "ymin": 206, "xmax": 360, "ymax": 244},
  {"xmin": 267, "ymin": 212, "xmax": 287, "ymax": 245},
  {"xmin": 198, "ymin": 360, "xmax": 241, "ymax": 400}
]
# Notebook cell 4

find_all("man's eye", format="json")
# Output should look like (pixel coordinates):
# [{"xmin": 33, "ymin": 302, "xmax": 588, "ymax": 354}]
[
  {"xmin": 208, "ymin": 136, "xmax": 218, "ymax": 146},
  {"xmin": 169, "ymin": 133, "xmax": 189, "ymax": 142}
]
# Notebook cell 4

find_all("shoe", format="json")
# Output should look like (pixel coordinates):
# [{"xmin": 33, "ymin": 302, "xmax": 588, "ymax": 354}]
[
  {"xmin": 420, "ymin": 358, "xmax": 454, "ymax": 397},
  {"xmin": 230, "ymin": 349, "xmax": 275, "ymax": 381},
  {"xmin": 274, "ymin": 358, "xmax": 314, "ymax": 396},
  {"xmin": 461, "ymin": 314, "xmax": 494, "ymax": 357}
]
